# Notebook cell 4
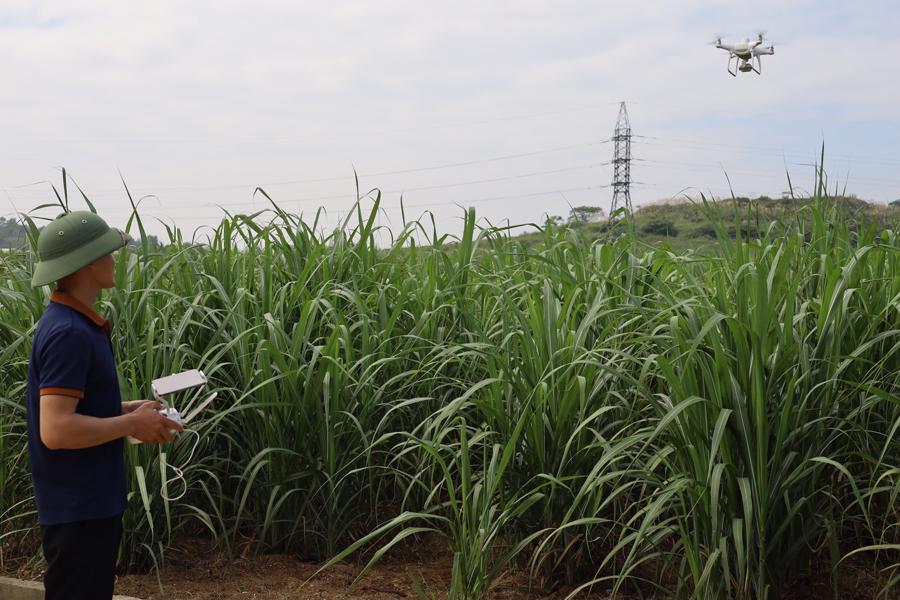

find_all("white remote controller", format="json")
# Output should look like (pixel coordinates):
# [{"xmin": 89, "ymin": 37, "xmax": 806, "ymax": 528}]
[
  {"xmin": 128, "ymin": 369, "xmax": 210, "ymax": 445},
  {"xmin": 160, "ymin": 407, "xmax": 183, "ymax": 432},
  {"xmin": 126, "ymin": 407, "xmax": 184, "ymax": 444}
]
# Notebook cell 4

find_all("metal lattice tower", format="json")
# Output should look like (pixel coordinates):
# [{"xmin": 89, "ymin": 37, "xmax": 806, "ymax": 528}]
[{"xmin": 609, "ymin": 102, "xmax": 632, "ymax": 218}]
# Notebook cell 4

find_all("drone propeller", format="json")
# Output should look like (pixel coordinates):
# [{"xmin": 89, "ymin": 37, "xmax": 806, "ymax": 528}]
[
  {"xmin": 710, "ymin": 34, "xmax": 726, "ymax": 46},
  {"xmin": 756, "ymin": 30, "xmax": 767, "ymax": 42}
]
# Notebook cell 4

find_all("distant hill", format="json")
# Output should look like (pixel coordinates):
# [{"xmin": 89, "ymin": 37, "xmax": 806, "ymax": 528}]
[
  {"xmin": 0, "ymin": 217, "xmax": 27, "ymax": 249},
  {"xmin": 0, "ymin": 217, "xmax": 163, "ymax": 249},
  {"xmin": 4, "ymin": 197, "xmax": 897, "ymax": 252},
  {"xmin": 518, "ymin": 195, "xmax": 900, "ymax": 253}
]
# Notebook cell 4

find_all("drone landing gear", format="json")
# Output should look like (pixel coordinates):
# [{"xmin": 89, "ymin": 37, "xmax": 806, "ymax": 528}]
[
  {"xmin": 729, "ymin": 55, "xmax": 762, "ymax": 76},
  {"xmin": 727, "ymin": 55, "xmax": 738, "ymax": 77}
]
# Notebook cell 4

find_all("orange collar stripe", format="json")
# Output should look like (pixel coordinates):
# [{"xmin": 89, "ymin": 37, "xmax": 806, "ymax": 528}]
[{"xmin": 50, "ymin": 291, "xmax": 110, "ymax": 334}]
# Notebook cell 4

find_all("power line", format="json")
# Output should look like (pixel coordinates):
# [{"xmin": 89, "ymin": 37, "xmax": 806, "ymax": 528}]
[
  {"xmin": 636, "ymin": 158, "xmax": 900, "ymax": 188},
  {"xmin": 631, "ymin": 181, "xmax": 749, "ymax": 197},
  {"xmin": 9, "ymin": 139, "xmax": 612, "ymax": 199},
  {"xmin": 634, "ymin": 135, "xmax": 900, "ymax": 167},
  {"xmin": 130, "ymin": 185, "xmax": 613, "ymax": 222},
  {"xmin": 94, "ymin": 162, "xmax": 612, "ymax": 214},
  {"xmin": 6, "ymin": 102, "xmax": 625, "ymax": 145},
  {"xmin": 388, "ymin": 185, "xmax": 611, "ymax": 210},
  {"xmin": 362, "ymin": 101, "xmax": 625, "ymax": 136}
]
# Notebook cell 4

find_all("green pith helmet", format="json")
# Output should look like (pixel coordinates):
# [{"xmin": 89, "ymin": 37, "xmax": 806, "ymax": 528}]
[{"xmin": 31, "ymin": 211, "xmax": 132, "ymax": 287}]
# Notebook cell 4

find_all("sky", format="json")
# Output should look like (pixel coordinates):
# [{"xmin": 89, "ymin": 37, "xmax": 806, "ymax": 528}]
[{"xmin": 2, "ymin": 0, "xmax": 899, "ymax": 241}]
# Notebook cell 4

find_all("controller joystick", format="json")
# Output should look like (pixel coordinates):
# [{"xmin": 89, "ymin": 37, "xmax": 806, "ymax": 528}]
[{"xmin": 159, "ymin": 407, "xmax": 183, "ymax": 432}]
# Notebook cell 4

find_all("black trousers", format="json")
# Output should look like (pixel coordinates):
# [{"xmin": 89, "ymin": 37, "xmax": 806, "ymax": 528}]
[{"xmin": 41, "ymin": 513, "xmax": 123, "ymax": 600}]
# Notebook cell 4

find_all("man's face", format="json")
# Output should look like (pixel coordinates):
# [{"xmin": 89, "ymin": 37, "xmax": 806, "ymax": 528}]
[{"xmin": 87, "ymin": 252, "xmax": 117, "ymax": 289}]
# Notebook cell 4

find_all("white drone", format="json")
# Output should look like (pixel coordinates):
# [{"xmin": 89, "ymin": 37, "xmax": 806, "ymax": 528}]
[{"xmin": 713, "ymin": 32, "xmax": 775, "ymax": 76}]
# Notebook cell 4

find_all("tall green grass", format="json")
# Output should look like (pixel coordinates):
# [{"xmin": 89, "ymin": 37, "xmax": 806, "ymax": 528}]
[{"xmin": 0, "ymin": 173, "xmax": 897, "ymax": 599}]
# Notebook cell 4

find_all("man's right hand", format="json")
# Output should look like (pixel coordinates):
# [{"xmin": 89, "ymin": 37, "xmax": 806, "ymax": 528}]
[{"xmin": 128, "ymin": 401, "xmax": 185, "ymax": 444}]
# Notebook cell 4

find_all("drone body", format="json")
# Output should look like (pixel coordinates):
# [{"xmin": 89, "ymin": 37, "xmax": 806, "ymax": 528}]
[{"xmin": 714, "ymin": 32, "xmax": 775, "ymax": 76}]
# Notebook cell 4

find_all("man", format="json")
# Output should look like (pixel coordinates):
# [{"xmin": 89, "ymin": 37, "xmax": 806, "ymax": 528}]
[{"xmin": 26, "ymin": 210, "xmax": 183, "ymax": 600}]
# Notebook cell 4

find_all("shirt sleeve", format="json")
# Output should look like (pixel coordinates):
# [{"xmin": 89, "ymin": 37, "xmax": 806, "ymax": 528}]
[{"xmin": 38, "ymin": 325, "xmax": 92, "ymax": 400}]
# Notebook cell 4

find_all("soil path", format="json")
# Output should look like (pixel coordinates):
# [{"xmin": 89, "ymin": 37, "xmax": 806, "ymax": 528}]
[{"xmin": 115, "ymin": 547, "xmax": 602, "ymax": 600}]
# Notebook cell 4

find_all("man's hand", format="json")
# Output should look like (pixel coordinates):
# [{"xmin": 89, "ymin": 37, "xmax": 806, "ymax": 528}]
[
  {"xmin": 40, "ymin": 394, "xmax": 176, "ymax": 450},
  {"xmin": 128, "ymin": 402, "xmax": 184, "ymax": 444},
  {"xmin": 122, "ymin": 399, "xmax": 159, "ymax": 414}
]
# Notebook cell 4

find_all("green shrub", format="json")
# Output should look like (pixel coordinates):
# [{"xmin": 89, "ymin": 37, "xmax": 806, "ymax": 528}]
[{"xmin": 640, "ymin": 219, "xmax": 678, "ymax": 236}]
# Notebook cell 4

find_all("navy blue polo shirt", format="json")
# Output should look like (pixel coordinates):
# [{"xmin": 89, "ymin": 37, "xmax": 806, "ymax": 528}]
[{"xmin": 25, "ymin": 291, "xmax": 127, "ymax": 525}]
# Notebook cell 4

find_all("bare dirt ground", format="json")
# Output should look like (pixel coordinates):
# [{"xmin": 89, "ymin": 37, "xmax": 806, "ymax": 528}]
[
  {"xmin": 4, "ymin": 535, "xmax": 612, "ymax": 600},
  {"xmin": 3, "ymin": 535, "xmax": 890, "ymax": 600},
  {"xmin": 115, "ymin": 552, "xmax": 590, "ymax": 600},
  {"xmin": 113, "ymin": 548, "xmax": 890, "ymax": 600}
]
